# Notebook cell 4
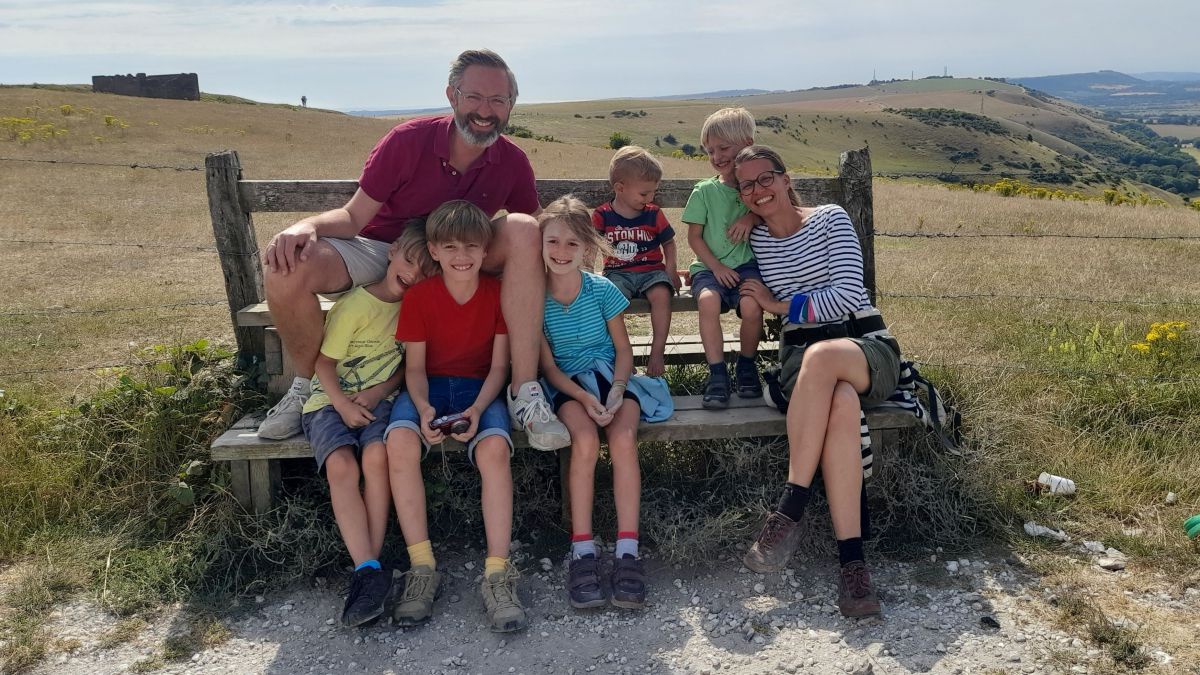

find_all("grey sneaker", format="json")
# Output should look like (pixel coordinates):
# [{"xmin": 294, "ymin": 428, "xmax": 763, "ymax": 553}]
[
  {"xmin": 481, "ymin": 563, "xmax": 527, "ymax": 632},
  {"xmin": 257, "ymin": 377, "xmax": 309, "ymax": 439},
  {"xmin": 392, "ymin": 565, "xmax": 440, "ymax": 626},
  {"xmin": 507, "ymin": 382, "xmax": 570, "ymax": 451},
  {"xmin": 742, "ymin": 511, "xmax": 804, "ymax": 573}
]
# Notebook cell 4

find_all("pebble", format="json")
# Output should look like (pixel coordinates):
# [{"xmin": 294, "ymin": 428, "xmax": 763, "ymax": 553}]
[{"xmin": 753, "ymin": 583, "xmax": 766, "ymax": 593}]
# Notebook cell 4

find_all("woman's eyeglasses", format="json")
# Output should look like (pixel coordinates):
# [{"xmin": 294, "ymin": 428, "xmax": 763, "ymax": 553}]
[{"xmin": 737, "ymin": 170, "xmax": 785, "ymax": 196}]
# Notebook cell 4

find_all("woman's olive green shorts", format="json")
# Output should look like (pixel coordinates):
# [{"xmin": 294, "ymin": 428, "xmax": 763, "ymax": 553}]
[{"xmin": 777, "ymin": 336, "xmax": 901, "ymax": 407}]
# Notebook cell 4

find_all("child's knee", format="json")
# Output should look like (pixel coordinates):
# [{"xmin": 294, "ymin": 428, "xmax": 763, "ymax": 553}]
[
  {"xmin": 739, "ymin": 296, "xmax": 763, "ymax": 319},
  {"xmin": 473, "ymin": 437, "xmax": 511, "ymax": 470},
  {"xmin": 646, "ymin": 285, "xmax": 670, "ymax": 303},
  {"xmin": 360, "ymin": 442, "xmax": 388, "ymax": 474},
  {"xmin": 386, "ymin": 429, "xmax": 422, "ymax": 465},
  {"xmin": 324, "ymin": 448, "xmax": 360, "ymax": 484}
]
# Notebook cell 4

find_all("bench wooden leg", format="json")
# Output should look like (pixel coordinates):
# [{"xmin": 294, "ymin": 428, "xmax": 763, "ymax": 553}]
[
  {"xmin": 249, "ymin": 459, "xmax": 280, "ymax": 514},
  {"xmin": 230, "ymin": 460, "xmax": 252, "ymax": 511},
  {"xmin": 558, "ymin": 447, "xmax": 573, "ymax": 528}
]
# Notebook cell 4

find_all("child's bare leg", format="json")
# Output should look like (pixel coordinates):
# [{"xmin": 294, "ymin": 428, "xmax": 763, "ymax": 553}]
[
  {"xmin": 557, "ymin": 402, "xmax": 600, "ymax": 536},
  {"xmin": 737, "ymin": 296, "xmax": 763, "ymax": 357},
  {"xmin": 360, "ymin": 441, "xmax": 391, "ymax": 557},
  {"xmin": 325, "ymin": 446, "xmax": 373, "ymax": 565},
  {"xmin": 645, "ymin": 285, "xmax": 672, "ymax": 377},
  {"xmin": 606, "ymin": 400, "xmax": 641, "ymax": 534},
  {"xmin": 386, "ymin": 429, "xmax": 428, "ymax": 546},
  {"xmin": 474, "ymin": 436, "xmax": 514, "ymax": 559},
  {"xmin": 696, "ymin": 289, "xmax": 726, "ymax": 364}
]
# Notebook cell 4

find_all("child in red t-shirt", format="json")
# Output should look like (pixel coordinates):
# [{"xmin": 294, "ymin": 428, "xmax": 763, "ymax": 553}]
[{"xmin": 383, "ymin": 200, "xmax": 526, "ymax": 633}]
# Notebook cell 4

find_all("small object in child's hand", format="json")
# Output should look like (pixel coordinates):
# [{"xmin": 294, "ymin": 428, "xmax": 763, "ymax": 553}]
[{"xmin": 430, "ymin": 413, "xmax": 470, "ymax": 435}]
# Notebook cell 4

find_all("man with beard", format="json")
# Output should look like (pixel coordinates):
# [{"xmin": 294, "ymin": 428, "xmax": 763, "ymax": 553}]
[{"xmin": 259, "ymin": 49, "xmax": 570, "ymax": 451}]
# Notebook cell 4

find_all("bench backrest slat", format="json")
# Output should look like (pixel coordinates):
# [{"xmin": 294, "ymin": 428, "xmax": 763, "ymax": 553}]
[{"xmin": 206, "ymin": 148, "xmax": 873, "ymax": 367}]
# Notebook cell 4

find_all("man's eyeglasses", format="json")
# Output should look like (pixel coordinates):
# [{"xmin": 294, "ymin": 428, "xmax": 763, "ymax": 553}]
[
  {"xmin": 737, "ymin": 170, "xmax": 785, "ymax": 196},
  {"xmin": 455, "ymin": 88, "xmax": 513, "ymax": 109}
]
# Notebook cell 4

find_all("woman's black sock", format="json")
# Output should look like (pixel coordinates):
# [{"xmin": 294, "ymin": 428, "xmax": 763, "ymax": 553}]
[
  {"xmin": 837, "ymin": 537, "xmax": 865, "ymax": 566},
  {"xmin": 776, "ymin": 482, "xmax": 810, "ymax": 521}
]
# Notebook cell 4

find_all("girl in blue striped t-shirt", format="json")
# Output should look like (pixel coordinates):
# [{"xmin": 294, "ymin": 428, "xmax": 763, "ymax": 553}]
[{"xmin": 537, "ymin": 195, "xmax": 671, "ymax": 613}]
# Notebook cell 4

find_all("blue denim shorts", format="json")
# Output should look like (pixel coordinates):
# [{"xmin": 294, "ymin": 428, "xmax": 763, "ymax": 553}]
[
  {"xmin": 690, "ymin": 261, "xmax": 763, "ymax": 315},
  {"xmin": 301, "ymin": 398, "xmax": 394, "ymax": 474},
  {"xmin": 605, "ymin": 268, "xmax": 676, "ymax": 300},
  {"xmin": 385, "ymin": 376, "xmax": 512, "ymax": 464}
]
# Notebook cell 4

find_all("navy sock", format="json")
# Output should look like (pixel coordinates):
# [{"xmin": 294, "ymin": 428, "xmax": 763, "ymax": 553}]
[
  {"xmin": 354, "ymin": 559, "xmax": 382, "ymax": 572},
  {"xmin": 837, "ymin": 537, "xmax": 865, "ymax": 566},
  {"xmin": 708, "ymin": 362, "xmax": 728, "ymax": 378},
  {"xmin": 776, "ymin": 482, "xmax": 810, "ymax": 522}
]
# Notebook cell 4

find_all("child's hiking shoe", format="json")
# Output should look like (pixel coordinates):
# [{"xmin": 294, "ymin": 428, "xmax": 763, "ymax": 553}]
[
  {"xmin": 567, "ymin": 554, "xmax": 606, "ymax": 609},
  {"xmin": 734, "ymin": 357, "xmax": 763, "ymax": 399},
  {"xmin": 257, "ymin": 377, "xmax": 309, "ymax": 439},
  {"xmin": 742, "ymin": 511, "xmax": 803, "ymax": 573},
  {"xmin": 836, "ymin": 560, "xmax": 881, "ymax": 618},
  {"xmin": 507, "ymin": 381, "xmax": 570, "ymax": 451},
  {"xmin": 702, "ymin": 366, "xmax": 730, "ymax": 409},
  {"xmin": 340, "ymin": 566, "xmax": 393, "ymax": 628},
  {"xmin": 609, "ymin": 554, "xmax": 647, "ymax": 610},
  {"xmin": 481, "ymin": 563, "xmax": 528, "ymax": 632},
  {"xmin": 392, "ymin": 565, "xmax": 441, "ymax": 627}
]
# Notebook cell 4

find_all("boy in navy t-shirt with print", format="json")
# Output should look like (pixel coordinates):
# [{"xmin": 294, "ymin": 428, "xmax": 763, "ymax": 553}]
[{"xmin": 592, "ymin": 146, "xmax": 680, "ymax": 377}]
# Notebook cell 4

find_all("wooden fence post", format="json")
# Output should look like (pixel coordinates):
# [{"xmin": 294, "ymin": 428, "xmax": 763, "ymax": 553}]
[
  {"xmin": 206, "ymin": 150, "xmax": 265, "ymax": 370},
  {"xmin": 838, "ymin": 148, "xmax": 876, "ymax": 304}
]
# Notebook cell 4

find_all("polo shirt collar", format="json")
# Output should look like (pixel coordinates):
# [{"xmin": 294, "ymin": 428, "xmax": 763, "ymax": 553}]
[{"xmin": 435, "ymin": 114, "xmax": 500, "ymax": 166}]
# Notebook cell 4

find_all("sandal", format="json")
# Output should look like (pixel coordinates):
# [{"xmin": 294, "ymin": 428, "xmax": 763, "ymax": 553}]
[
  {"xmin": 610, "ymin": 555, "xmax": 647, "ymax": 609},
  {"xmin": 735, "ymin": 358, "xmax": 762, "ymax": 399},
  {"xmin": 567, "ymin": 555, "xmax": 607, "ymax": 609},
  {"xmin": 702, "ymin": 368, "xmax": 730, "ymax": 409}
]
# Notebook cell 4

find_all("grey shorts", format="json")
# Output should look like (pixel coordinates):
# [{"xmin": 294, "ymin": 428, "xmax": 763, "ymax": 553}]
[
  {"xmin": 777, "ymin": 336, "xmax": 901, "ymax": 407},
  {"xmin": 301, "ymin": 398, "xmax": 394, "ymax": 474},
  {"xmin": 605, "ymin": 269, "xmax": 676, "ymax": 300},
  {"xmin": 324, "ymin": 236, "xmax": 392, "ymax": 288}
]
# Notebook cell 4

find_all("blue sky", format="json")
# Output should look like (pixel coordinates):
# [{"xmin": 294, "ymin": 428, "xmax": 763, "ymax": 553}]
[{"xmin": 2, "ymin": 0, "xmax": 1198, "ymax": 110}]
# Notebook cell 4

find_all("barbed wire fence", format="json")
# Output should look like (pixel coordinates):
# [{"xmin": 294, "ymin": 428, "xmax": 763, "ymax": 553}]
[{"xmin": 1, "ymin": 153, "xmax": 1196, "ymax": 380}]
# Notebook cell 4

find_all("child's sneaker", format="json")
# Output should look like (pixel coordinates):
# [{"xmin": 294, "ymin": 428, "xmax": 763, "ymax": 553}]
[
  {"xmin": 735, "ymin": 356, "xmax": 762, "ymax": 398},
  {"xmin": 567, "ymin": 554, "xmax": 606, "ymax": 609},
  {"xmin": 340, "ymin": 565, "xmax": 393, "ymax": 627},
  {"xmin": 481, "ymin": 563, "xmax": 528, "ymax": 632},
  {"xmin": 702, "ymin": 365, "xmax": 730, "ymax": 409},
  {"xmin": 609, "ymin": 554, "xmax": 647, "ymax": 609},
  {"xmin": 742, "ymin": 511, "xmax": 803, "ymax": 573},
  {"xmin": 392, "ymin": 565, "xmax": 440, "ymax": 626},
  {"xmin": 507, "ymin": 381, "xmax": 570, "ymax": 451},
  {"xmin": 836, "ymin": 560, "xmax": 881, "ymax": 618},
  {"xmin": 257, "ymin": 376, "xmax": 309, "ymax": 439}
]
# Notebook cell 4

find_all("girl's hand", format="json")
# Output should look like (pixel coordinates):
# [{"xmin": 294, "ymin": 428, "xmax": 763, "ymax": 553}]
[
  {"xmin": 419, "ymin": 406, "xmax": 443, "ymax": 445},
  {"xmin": 605, "ymin": 381, "xmax": 627, "ymax": 413},
  {"xmin": 581, "ymin": 393, "xmax": 613, "ymax": 426},
  {"xmin": 451, "ymin": 406, "xmax": 479, "ymax": 443}
]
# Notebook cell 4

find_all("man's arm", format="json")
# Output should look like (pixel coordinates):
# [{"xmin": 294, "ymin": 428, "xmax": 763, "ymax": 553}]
[{"xmin": 265, "ymin": 188, "xmax": 384, "ymax": 274}]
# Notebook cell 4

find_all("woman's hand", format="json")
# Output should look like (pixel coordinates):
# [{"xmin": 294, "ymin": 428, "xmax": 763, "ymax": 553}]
[{"xmin": 738, "ymin": 278, "xmax": 776, "ymax": 308}]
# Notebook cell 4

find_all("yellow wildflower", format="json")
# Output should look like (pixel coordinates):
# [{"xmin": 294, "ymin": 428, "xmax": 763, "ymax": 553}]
[{"xmin": 1131, "ymin": 343, "xmax": 1151, "ymax": 354}]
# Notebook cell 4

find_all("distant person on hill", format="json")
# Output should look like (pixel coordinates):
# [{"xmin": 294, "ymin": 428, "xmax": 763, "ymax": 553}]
[
  {"xmin": 592, "ymin": 146, "xmax": 681, "ymax": 376},
  {"xmin": 301, "ymin": 95, "xmax": 307, "ymax": 107},
  {"xmin": 258, "ymin": 49, "xmax": 569, "ymax": 455},
  {"xmin": 731, "ymin": 144, "xmax": 900, "ymax": 618}
]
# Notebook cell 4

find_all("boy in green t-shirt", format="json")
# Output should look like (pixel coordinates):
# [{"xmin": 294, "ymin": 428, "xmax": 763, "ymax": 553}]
[
  {"xmin": 299, "ymin": 222, "xmax": 437, "ymax": 628},
  {"xmin": 682, "ymin": 107, "xmax": 765, "ymax": 408}
]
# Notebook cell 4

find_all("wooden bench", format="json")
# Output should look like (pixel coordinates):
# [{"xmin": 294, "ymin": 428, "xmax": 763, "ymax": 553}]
[{"xmin": 205, "ymin": 147, "xmax": 917, "ymax": 514}]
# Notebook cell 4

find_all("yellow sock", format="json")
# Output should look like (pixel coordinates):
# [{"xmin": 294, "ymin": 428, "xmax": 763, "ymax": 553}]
[
  {"xmin": 407, "ymin": 540, "xmax": 436, "ymax": 570},
  {"xmin": 484, "ymin": 556, "xmax": 508, "ymax": 577}
]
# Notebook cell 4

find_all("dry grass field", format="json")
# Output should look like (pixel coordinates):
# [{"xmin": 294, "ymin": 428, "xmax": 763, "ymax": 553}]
[
  {"xmin": 2, "ymin": 86, "xmax": 1199, "ymax": 670},
  {"xmin": 1148, "ymin": 124, "xmax": 1200, "ymax": 141}
]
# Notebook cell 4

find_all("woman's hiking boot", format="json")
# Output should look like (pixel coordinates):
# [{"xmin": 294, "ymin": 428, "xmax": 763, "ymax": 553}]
[
  {"xmin": 609, "ymin": 555, "xmax": 647, "ymax": 609},
  {"xmin": 567, "ymin": 555, "xmax": 607, "ymax": 609},
  {"xmin": 340, "ymin": 566, "xmax": 393, "ymax": 628},
  {"xmin": 837, "ymin": 560, "xmax": 881, "ymax": 618},
  {"xmin": 702, "ymin": 364, "xmax": 730, "ymax": 409},
  {"xmin": 742, "ymin": 511, "xmax": 803, "ymax": 573},
  {"xmin": 481, "ymin": 563, "xmax": 528, "ymax": 632},
  {"xmin": 392, "ymin": 565, "xmax": 441, "ymax": 627}
]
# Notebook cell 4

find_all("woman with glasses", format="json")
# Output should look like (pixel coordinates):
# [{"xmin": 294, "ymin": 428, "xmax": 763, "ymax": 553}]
[{"xmin": 731, "ymin": 144, "xmax": 901, "ymax": 618}]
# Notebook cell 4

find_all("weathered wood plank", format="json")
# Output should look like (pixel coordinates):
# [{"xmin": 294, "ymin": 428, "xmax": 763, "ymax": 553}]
[
  {"xmin": 229, "ymin": 459, "xmax": 251, "ymax": 510},
  {"xmin": 206, "ymin": 151, "xmax": 265, "ymax": 367},
  {"xmin": 237, "ymin": 177, "xmax": 844, "ymax": 213},
  {"xmin": 248, "ymin": 459, "xmax": 274, "ymax": 514},
  {"xmin": 212, "ymin": 404, "xmax": 917, "ymax": 461},
  {"xmin": 838, "ymin": 148, "xmax": 875, "ymax": 303}
]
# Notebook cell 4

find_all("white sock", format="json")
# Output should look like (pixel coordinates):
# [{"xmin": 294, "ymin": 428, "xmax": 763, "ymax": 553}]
[
  {"xmin": 571, "ymin": 538, "xmax": 597, "ymax": 559},
  {"xmin": 615, "ymin": 537, "xmax": 638, "ymax": 559}
]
